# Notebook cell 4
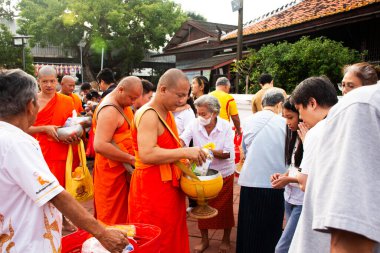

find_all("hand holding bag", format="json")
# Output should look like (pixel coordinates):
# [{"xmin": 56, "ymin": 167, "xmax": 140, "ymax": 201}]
[{"xmin": 65, "ymin": 139, "xmax": 94, "ymax": 202}]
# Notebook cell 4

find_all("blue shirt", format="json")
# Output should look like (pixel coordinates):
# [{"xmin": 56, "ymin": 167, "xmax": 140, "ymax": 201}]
[{"xmin": 238, "ymin": 110, "xmax": 287, "ymax": 188}]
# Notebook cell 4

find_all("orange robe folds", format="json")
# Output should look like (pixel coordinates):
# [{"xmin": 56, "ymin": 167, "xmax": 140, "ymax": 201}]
[
  {"xmin": 69, "ymin": 93, "xmax": 84, "ymax": 114},
  {"xmin": 128, "ymin": 111, "xmax": 189, "ymax": 253},
  {"xmin": 33, "ymin": 93, "xmax": 75, "ymax": 186},
  {"xmin": 93, "ymin": 106, "xmax": 134, "ymax": 225}
]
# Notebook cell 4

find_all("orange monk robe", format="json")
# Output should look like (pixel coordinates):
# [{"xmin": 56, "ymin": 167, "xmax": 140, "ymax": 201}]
[
  {"xmin": 32, "ymin": 93, "xmax": 75, "ymax": 186},
  {"xmin": 93, "ymin": 106, "xmax": 134, "ymax": 225},
  {"xmin": 69, "ymin": 93, "xmax": 84, "ymax": 114},
  {"xmin": 128, "ymin": 111, "xmax": 190, "ymax": 253}
]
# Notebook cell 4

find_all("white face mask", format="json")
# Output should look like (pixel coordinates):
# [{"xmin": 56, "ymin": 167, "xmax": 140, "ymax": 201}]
[{"xmin": 198, "ymin": 115, "xmax": 212, "ymax": 126}]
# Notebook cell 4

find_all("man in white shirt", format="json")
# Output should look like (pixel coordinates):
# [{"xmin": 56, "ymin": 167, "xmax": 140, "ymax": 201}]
[
  {"xmin": 289, "ymin": 76, "xmax": 338, "ymax": 191},
  {"xmin": 287, "ymin": 77, "xmax": 339, "ymax": 253},
  {"xmin": 0, "ymin": 69, "xmax": 129, "ymax": 253}
]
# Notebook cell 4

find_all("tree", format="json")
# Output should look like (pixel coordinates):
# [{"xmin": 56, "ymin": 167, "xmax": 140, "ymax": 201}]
[
  {"xmin": 0, "ymin": 24, "xmax": 34, "ymax": 74},
  {"xmin": 0, "ymin": 0, "xmax": 16, "ymax": 20},
  {"xmin": 234, "ymin": 36, "xmax": 362, "ymax": 94},
  {"xmin": 17, "ymin": 0, "xmax": 187, "ymax": 80},
  {"xmin": 186, "ymin": 11, "xmax": 207, "ymax": 21}
]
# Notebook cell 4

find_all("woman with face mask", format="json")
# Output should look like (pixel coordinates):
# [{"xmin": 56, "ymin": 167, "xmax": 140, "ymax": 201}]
[{"xmin": 180, "ymin": 95, "xmax": 235, "ymax": 253}]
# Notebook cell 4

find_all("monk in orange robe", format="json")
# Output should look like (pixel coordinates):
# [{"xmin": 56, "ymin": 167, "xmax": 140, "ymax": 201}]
[
  {"xmin": 28, "ymin": 65, "xmax": 78, "ymax": 231},
  {"xmin": 93, "ymin": 76, "xmax": 142, "ymax": 225},
  {"xmin": 60, "ymin": 75, "xmax": 84, "ymax": 114},
  {"xmin": 128, "ymin": 69, "xmax": 207, "ymax": 253}
]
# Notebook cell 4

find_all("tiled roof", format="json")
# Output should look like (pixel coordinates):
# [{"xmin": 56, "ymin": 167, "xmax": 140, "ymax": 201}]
[
  {"xmin": 182, "ymin": 53, "xmax": 237, "ymax": 71},
  {"xmin": 222, "ymin": 0, "xmax": 380, "ymax": 40},
  {"xmin": 165, "ymin": 20, "xmax": 236, "ymax": 51},
  {"xmin": 189, "ymin": 20, "xmax": 237, "ymax": 37}
]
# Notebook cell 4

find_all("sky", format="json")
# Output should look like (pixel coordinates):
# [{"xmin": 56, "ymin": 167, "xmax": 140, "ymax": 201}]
[{"xmin": 173, "ymin": 0, "xmax": 293, "ymax": 26}]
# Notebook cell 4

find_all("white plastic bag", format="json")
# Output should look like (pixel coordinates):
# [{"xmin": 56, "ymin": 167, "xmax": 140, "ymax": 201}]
[{"xmin": 82, "ymin": 237, "xmax": 134, "ymax": 253}]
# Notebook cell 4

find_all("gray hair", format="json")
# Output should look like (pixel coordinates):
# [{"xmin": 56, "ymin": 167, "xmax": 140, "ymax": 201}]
[
  {"xmin": 37, "ymin": 65, "xmax": 57, "ymax": 79},
  {"xmin": 215, "ymin": 77, "xmax": 230, "ymax": 86},
  {"xmin": 194, "ymin": 95, "xmax": 220, "ymax": 114},
  {"xmin": 262, "ymin": 88, "xmax": 285, "ymax": 107},
  {"xmin": 0, "ymin": 69, "xmax": 38, "ymax": 118}
]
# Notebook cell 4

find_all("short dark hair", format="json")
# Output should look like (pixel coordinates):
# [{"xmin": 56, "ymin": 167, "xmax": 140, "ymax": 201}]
[
  {"xmin": 141, "ymin": 79, "xmax": 155, "ymax": 95},
  {"xmin": 86, "ymin": 90, "xmax": 100, "ymax": 100},
  {"xmin": 259, "ymin": 73, "xmax": 273, "ymax": 85},
  {"xmin": 291, "ymin": 76, "xmax": 338, "ymax": 108},
  {"xmin": 80, "ymin": 82, "xmax": 92, "ymax": 91},
  {"xmin": 96, "ymin": 68, "xmax": 115, "ymax": 84},
  {"xmin": 0, "ymin": 69, "xmax": 37, "ymax": 118}
]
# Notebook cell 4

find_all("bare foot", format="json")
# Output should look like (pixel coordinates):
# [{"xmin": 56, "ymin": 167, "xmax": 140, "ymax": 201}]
[
  {"xmin": 218, "ymin": 241, "xmax": 231, "ymax": 253},
  {"xmin": 62, "ymin": 216, "xmax": 76, "ymax": 232},
  {"xmin": 194, "ymin": 240, "xmax": 209, "ymax": 253}
]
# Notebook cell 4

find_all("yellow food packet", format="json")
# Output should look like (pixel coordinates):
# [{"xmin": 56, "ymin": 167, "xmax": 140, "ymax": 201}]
[
  {"xmin": 203, "ymin": 142, "xmax": 215, "ymax": 150},
  {"xmin": 111, "ymin": 224, "xmax": 136, "ymax": 237}
]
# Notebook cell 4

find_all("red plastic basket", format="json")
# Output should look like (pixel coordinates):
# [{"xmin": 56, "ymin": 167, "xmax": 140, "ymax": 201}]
[
  {"xmin": 61, "ymin": 223, "xmax": 161, "ymax": 253},
  {"xmin": 62, "ymin": 229, "xmax": 90, "ymax": 253}
]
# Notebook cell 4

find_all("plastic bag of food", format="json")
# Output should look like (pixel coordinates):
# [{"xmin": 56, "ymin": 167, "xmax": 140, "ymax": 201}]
[
  {"xmin": 191, "ymin": 148, "xmax": 214, "ymax": 176},
  {"xmin": 82, "ymin": 237, "xmax": 134, "ymax": 253},
  {"xmin": 57, "ymin": 124, "xmax": 83, "ymax": 140}
]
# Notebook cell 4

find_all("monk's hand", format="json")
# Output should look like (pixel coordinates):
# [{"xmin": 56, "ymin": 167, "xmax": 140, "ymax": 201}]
[
  {"xmin": 44, "ymin": 125, "xmax": 59, "ymax": 141},
  {"xmin": 187, "ymin": 147, "xmax": 207, "ymax": 166},
  {"xmin": 61, "ymin": 135, "xmax": 80, "ymax": 144},
  {"xmin": 96, "ymin": 228, "xmax": 129, "ymax": 253},
  {"xmin": 127, "ymin": 155, "xmax": 136, "ymax": 166}
]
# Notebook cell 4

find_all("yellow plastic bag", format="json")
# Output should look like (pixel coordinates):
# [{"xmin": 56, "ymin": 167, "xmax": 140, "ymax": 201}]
[{"xmin": 65, "ymin": 140, "xmax": 94, "ymax": 202}]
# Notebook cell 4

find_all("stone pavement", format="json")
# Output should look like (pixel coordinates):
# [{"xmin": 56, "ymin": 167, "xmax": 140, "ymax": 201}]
[
  {"xmin": 65, "ymin": 172, "xmax": 241, "ymax": 253},
  {"xmin": 187, "ymin": 175, "xmax": 240, "ymax": 253}
]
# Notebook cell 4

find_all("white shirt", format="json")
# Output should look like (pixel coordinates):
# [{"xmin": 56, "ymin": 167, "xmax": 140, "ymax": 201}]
[
  {"xmin": 290, "ymin": 85, "xmax": 380, "ymax": 252},
  {"xmin": 173, "ymin": 107, "xmax": 196, "ymax": 136},
  {"xmin": 299, "ymin": 119, "xmax": 326, "ymax": 175},
  {"xmin": 180, "ymin": 117, "xmax": 235, "ymax": 178},
  {"xmin": 0, "ymin": 121, "xmax": 64, "ymax": 253}
]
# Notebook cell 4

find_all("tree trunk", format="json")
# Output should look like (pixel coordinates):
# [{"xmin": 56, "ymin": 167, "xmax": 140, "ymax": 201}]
[{"xmin": 82, "ymin": 45, "xmax": 95, "ymax": 82}]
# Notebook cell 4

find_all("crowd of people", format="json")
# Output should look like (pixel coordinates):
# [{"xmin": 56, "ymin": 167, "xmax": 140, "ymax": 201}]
[{"xmin": 0, "ymin": 61, "xmax": 379, "ymax": 253}]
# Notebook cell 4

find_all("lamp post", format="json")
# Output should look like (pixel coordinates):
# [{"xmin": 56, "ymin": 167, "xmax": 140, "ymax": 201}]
[
  {"xmin": 13, "ymin": 35, "xmax": 32, "ymax": 70},
  {"xmin": 77, "ymin": 39, "xmax": 87, "ymax": 82},
  {"xmin": 231, "ymin": 0, "xmax": 243, "ymax": 94}
]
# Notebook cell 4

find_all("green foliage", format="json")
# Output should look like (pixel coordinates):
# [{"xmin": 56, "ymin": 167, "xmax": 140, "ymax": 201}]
[
  {"xmin": 0, "ymin": 0, "xmax": 15, "ymax": 20},
  {"xmin": 186, "ymin": 11, "xmax": 207, "ymax": 21},
  {"xmin": 234, "ymin": 36, "xmax": 362, "ymax": 94},
  {"xmin": 0, "ymin": 24, "xmax": 34, "ymax": 74},
  {"xmin": 17, "ymin": 0, "xmax": 187, "ymax": 77}
]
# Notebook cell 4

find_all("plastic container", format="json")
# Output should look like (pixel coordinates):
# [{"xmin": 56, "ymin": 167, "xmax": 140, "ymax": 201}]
[
  {"xmin": 62, "ymin": 229, "xmax": 90, "ymax": 253},
  {"xmin": 62, "ymin": 223, "xmax": 161, "ymax": 253}
]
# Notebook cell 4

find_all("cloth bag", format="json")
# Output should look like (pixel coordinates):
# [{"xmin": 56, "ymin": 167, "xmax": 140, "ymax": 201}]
[{"xmin": 66, "ymin": 139, "xmax": 94, "ymax": 202}]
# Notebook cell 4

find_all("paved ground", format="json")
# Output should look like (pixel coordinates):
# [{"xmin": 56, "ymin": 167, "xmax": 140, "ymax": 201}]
[{"xmin": 64, "ymin": 162, "xmax": 241, "ymax": 253}]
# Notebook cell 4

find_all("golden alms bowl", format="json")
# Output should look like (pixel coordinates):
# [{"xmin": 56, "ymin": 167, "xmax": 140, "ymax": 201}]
[{"xmin": 180, "ymin": 169, "xmax": 223, "ymax": 219}]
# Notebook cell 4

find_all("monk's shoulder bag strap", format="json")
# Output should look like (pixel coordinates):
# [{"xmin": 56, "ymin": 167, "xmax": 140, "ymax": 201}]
[{"xmin": 96, "ymin": 103, "xmax": 131, "ymax": 127}]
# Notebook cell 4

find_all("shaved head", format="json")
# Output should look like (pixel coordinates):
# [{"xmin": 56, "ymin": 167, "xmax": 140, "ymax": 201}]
[
  {"xmin": 157, "ymin": 68, "xmax": 189, "ymax": 90},
  {"xmin": 60, "ymin": 75, "xmax": 76, "ymax": 95},
  {"xmin": 114, "ymin": 76, "xmax": 142, "ymax": 107},
  {"xmin": 38, "ymin": 66, "xmax": 57, "ymax": 79},
  {"xmin": 118, "ymin": 76, "xmax": 142, "ymax": 91},
  {"xmin": 61, "ymin": 75, "xmax": 76, "ymax": 84}
]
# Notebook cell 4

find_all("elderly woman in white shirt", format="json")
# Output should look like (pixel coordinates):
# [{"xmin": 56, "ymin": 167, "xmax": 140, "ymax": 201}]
[{"xmin": 180, "ymin": 95, "xmax": 235, "ymax": 253}]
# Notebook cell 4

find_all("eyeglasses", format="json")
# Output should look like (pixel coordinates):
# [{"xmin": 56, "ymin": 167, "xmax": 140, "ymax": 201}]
[{"xmin": 337, "ymin": 82, "xmax": 357, "ymax": 91}]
